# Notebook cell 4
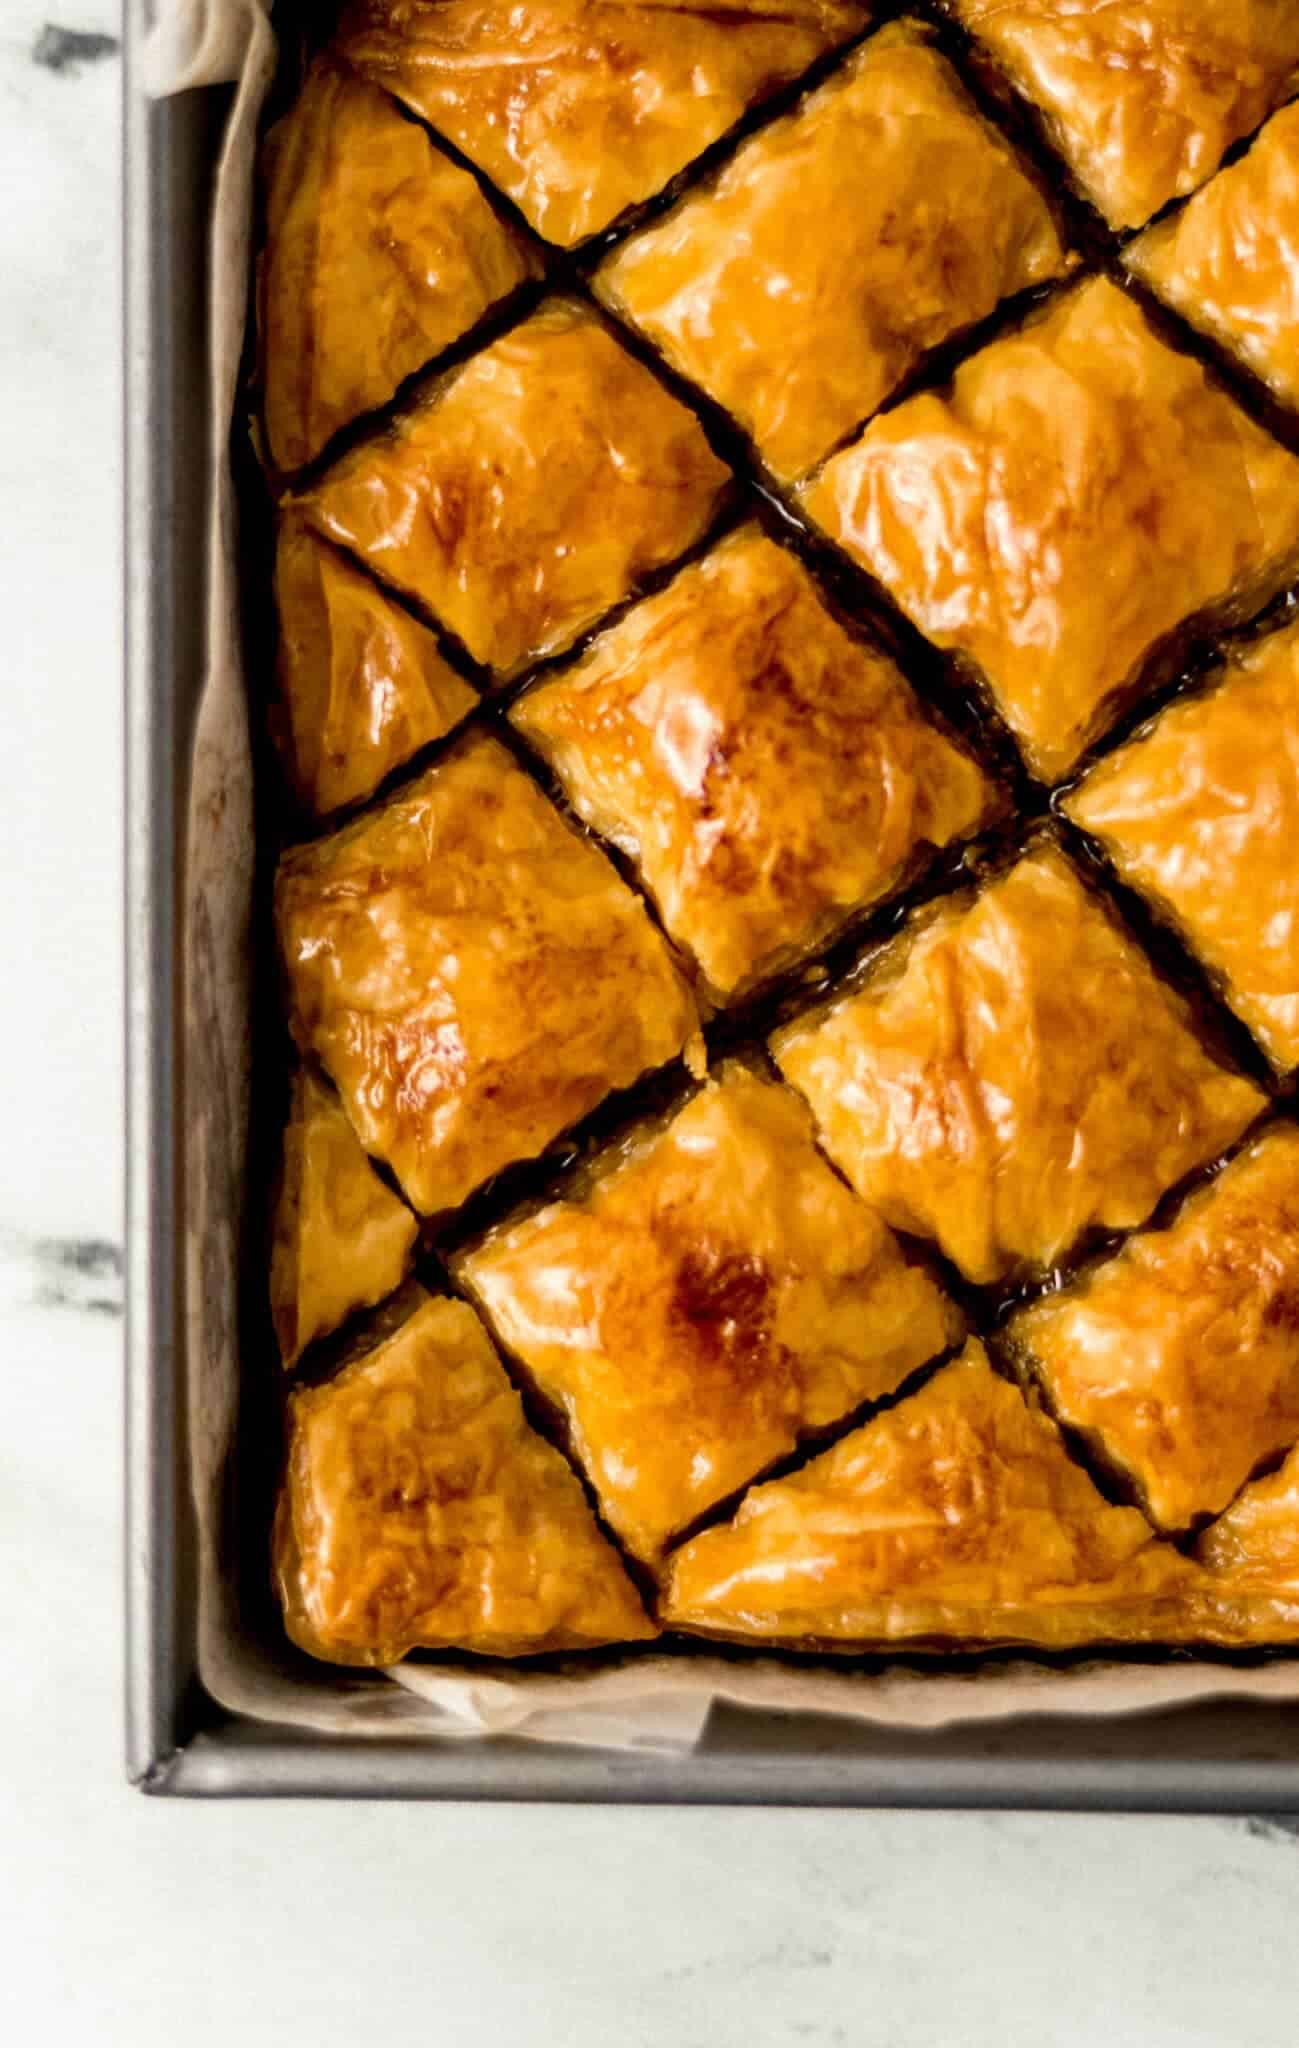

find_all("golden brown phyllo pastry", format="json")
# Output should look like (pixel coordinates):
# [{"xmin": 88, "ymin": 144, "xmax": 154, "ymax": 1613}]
[
  {"xmin": 275, "ymin": 733, "xmax": 697, "ymax": 1216},
  {"xmin": 458, "ymin": 1064, "xmax": 962, "ymax": 1560},
  {"xmin": 336, "ymin": 0, "xmax": 872, "ymax": 247},
  {"xmin": 275, "ymin": 1292, "xmax": 656, "ymax": 1663},
  {"xmin": 599, "ymin": 20, "xmax": 1070, "ymax": 480},
  {"xmin": 662, "ymin": 1343, "xmax": 1198, "ymax": 1648},
  {"xmin": 259, "ymin": 54, "xmax": 538, "ymax": 472},
  {"xmin": 270, "ymin": 1066, "xmax": 420, "ymax": 1369},
  {"xmin": 511, "ymin": 526, "xmax": 992, "ymax": 1001}
]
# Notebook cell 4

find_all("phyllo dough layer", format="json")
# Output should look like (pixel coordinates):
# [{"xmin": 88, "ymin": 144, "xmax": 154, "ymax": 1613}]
[
  {"xmin": 337, "ymin": 0, "xmax": 871, "ymax": 247},
  {"xmin": 299, "ymin": 299, "xmax": 731, "ymax": 679},
  {"xmin": 662, "ymin": 1342, "xmax": 1198, "ymax": 1648},
  {"xmin": 773, "ymin": 846, "xmax": 1265, "ymax": 1286},
  {"xmin": 802, "ymin": 275, "xmax": 1299, "ymax": 782},
  {"xmin": 598, "ymin": 20, "xmax": 1069, "ymax": 480},
  {"xmin": 457, "ymin": 1064, "xmax": 962, "ymax": 1561},
  {"xmin": 275, "ymin": 732, "xmax": 697, "ymax": 1216},
  {"xmin": 275, "ymin": 1292, "xmax": 656, "ymax": 1663},
  {"xmin": 273, "ymin": 516, "xmax": 476, "ymax": 818},
  {"xmin": 259, "ymin": 54, "xmax": 539, "ymax": 472},
  {"xmin": 947, "ymin": 0, "xmax": 1299, "ymax": 230},
  {"xmin": 512, "ymin": 526, "xmax": 992, "ymax": 1001},
  {"xmin": 1012, "ymin": 1126, "xmax": 1299, "ymax": 1532},
  {"xmin": 1067, "ymin": 615, "xmax": 1299, "ymax": 1072},
  {"xmin": 1192, "ymin": 1440, "xmax": 1299, "ymax": 1644}
]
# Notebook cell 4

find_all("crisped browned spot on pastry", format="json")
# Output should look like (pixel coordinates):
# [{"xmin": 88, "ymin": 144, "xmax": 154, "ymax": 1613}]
[
  {"xmin": 273, "ymin": 516, "xmax": 476, "ymax": 817},
  {"xmin": 299, "ymin": 300, "xmax": 730, "ymax": 678},
  {"xmin": 275, "ymin": 1292, "xmax": 655, "ymax": 1662},
  {"xmin": 1190, "ymin": 1439, "xmax": 1299, "ymax": 1644},
  {"xmin": 275, "ymin": 732, "xmax": 696, "ymax": 1215},
  {"xmin": 259, "ymin": 54, "xmax": 538, "ymax": 471},
  {"xmin": 458, "ymin": 1064, "xmax": 962, "ymax": 1560},
  {"xmin": 1068, "ymin": 615, "xmax": 1299, "ymax": 1071},
  {"xmin": 599, "ymin": 21, "xmax": 1070, "ymax": 479},
  {"xmin": 1013, "ymin": 1126, "xmax": 1299, "ymax": 1530},
  {"xmin": 663, "ymin": 1342, "xmax": 1197, "ymax": 1647},
  {"xmin": 803, "ymin": 277, "xmax": 1299, "ymax": 781},
  {"xmin": 1128, "ymin": 102, "xmax": 1299, "ymax": 412},
  {"xmin": 512, "ymin": 527, "xmax": 991, "ymax": 999},
  {"xmin": 949, "ymin": 0, "xmax": 1299, "ymax": 230},
  {"xmin": 773, "ymin": 844, "xmax": 1264, "ymax": 1285},
  {"xmin": 271, "ymin": 1066, "xmax": 420, "ymax": 1368},
  {"xmin": 337, "ymin": 0, "xmax": 871, "ymax": 247}
]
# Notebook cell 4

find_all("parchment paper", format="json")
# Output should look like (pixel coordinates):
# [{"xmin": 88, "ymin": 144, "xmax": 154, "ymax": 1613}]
[{"xmin": 161, "ymin": 0, "xmax": 1299, "ymax": 1751}]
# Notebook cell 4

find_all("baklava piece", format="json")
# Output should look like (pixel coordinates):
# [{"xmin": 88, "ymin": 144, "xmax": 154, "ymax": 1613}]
[
  {"xmin": 803, "ymin": 276, "xmax": 1299, "ymax": 782},
  {"xmin": 1191, "ymin": 1441, "xmax": 1299, "ymax": 1645},
  {"xmin": 1067, "ymin": 616, "xmax": 1299, "ymax": 1072},
  {"xmin": 773, "ymin": 845, "xmax": 1264, "ymax": 1286},
  {"xmin": 598, "ymin": 21, "xmax": 1069, "ymax": 481},
  {"xmin": 273, "ymin": 516, "xmax": 476, "ymax": 818},
  {"xmin": 662, "ymin": 1342, "xmax": 1196, "ymax": 1648},
  {"xmin": 1127, "ymin": 102, "xmax": 1299, "ymax": 416},
  {"xmin": 259, "ymin": 54, "xmax": 539, "ymax": 473},
  {"xmin": 1012, "ymin": 1127, "xmax": 1299, "ymax": 1532},
  {"xmin": 270, "ymin": 1067, "xmax": 420, "ymax": 1369},
  {"xmin": 947, "ymin": 0, "xmax": 1299, "ymax": 230},
  {"xmin": 457, "ymin": 1064, "xmax": 962, "ymax": 1562},
  {"xmin": 337, "ymin": 0, "xmax": 871, "ymax": 248},
  {"xmin": 275, "ymin": 1292, "xmax": 655, "ymax": 1664},
  {"xmin": 511, "ymin": 528, "xmax": 992, "ymax": 1002},
  {"xmin": 276, "ymin": 732, "xmax": 696, "ymax": 1216},
  {"xmin": 300, "ymin": 299, "xmax": 730, "ymax": 679}
]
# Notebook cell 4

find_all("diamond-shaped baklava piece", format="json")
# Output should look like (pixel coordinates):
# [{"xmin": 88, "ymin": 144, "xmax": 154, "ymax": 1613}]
[
  {"xmin": 662, "ymin": 1341, "xmax": 1197, "ymax": 1648},
  {"xmin": 299, "ymin": 299, "xmax": 730, "ymax": 680},
  {"xmin": 457, "ymin": 1064, "xmax": 962, "ymax": 1561},
  {"xmin": 947, "ymin": 0, "xmax": 1299, "ymax": 231},
  {"xmin": 259, "ymin": 54, "xmax": 539, "ymax": 473},
  {"xmin": 275, "ymin": 733, "xmax": 697, "ymax": 1216},
  {"xmin": 803, "ymin": 276, "xmax": 1299, "ymax": 782},
  {"xmin": 337, "ymin": 0, "xmax": 871, "ymax": 248},
  {"xmin": 1127, "ymin": 102, "xmax": 1299, "ymax": 415},
  {"xmin": 598, "ymin": 20, "xmax": 1070, "ymax": 481},
  {"xmin": 1067, "ymin": 616, "xmax": 1299, "ymax": 1072},
  {"xmin": 270, "ymin": 1066, "xmax": 420, "ymax": 1369},
  {"xmin": 1191, "ymin": 1440, "xmax": 1299, "ymax": 1644},
  {"xmin": 273, "ymin": 516, "xmax": 476, "ymax": 818},
  {"xmin": 773, "ymin": 845, "xmax": 1264, "ymax": 1286},
  {"xmin": 274, "ymin": 1291, "xmax": 655, "ymax": 1664},
  {"xmin": 1012, "ymin": 1127, "xmax": 1299, "ymax": 1532},
  {"xmin": 511, "ymin": 527, "xmax": 992, "ymax": 1002}
]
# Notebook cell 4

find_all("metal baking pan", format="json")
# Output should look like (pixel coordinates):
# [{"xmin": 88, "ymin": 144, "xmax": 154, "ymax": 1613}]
[{"xmin": 122, "ymin": 6, "xmax": 1299, "ymax": 1806}]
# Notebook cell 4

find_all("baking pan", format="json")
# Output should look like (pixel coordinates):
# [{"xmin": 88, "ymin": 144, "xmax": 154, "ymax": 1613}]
[{"xmin": 122, "ymin": 3, "xmax": 1299, "ymax": 1805}]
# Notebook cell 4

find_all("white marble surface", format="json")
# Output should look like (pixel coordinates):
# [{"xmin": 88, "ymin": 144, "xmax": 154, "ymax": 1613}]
[{"xmin": 5, "ymin": 10, "xmax": 1299, "ymax": 2041}]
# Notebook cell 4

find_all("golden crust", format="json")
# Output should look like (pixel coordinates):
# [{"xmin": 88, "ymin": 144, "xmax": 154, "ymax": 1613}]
[
  {"xmin": 1013, "ymin": 1126, "xmax": 1299, "ymax": 1531},
  {"xmin": 1067, "ymin": 617, "xmax": 1299, "ymax": 1071},
  {"xmin": 598, "ymin": 22, "xmax": 1069, "ymax": 480},
  {"xmin": 949, "ymin": 0, "xmax": 1299, "ymax": 231},
  {"xmin": 258, "ymin": 54, "xmax": 538, "ymax": 473},
  {"xmin": 662, "ymin": 1341, "xmax": 1197, "ymax": 1648},
  {"xmin": 269, "ymin": 1067, "xmax": 420, "ymax": 1369},
  {"xmin": 1190, "ymin": 1441, "xmax": 1299, "ymax": 1644},
  {"xmin": 802, "ymin": 276, "xmax": 1299, "ymax": 783},
  {"xmin": 336, "ymin": 0, "xmax": 871, "ymax": 249},
  {"xmin": 299, "ymin": 299, "xmax": 730, "ymax": 679},
  {"xmin": 511, "ymin": 528, "xmax": 992, "ymax": 1001},
  {"xmin": 273, "ymin": 517, "xmax": 476, "ymax": 818},
  {"xmin": 1128, "ymin": 101, "xmax": 1299, "ymax": 417},
  {"xmin": 274, "ymin": 1292, "xmax": 655, "ymax": 1664},
  {"xmin": 275, "ymin": 732, "xmax": 697, "ymax": 1216},
  {"xmin": 457, "ymin": 1064, "xmax": 962, "ymax": 1561},
  {"xmin": 773, "ymin": 845, "xmax": 1265, "ymax": 1286}
]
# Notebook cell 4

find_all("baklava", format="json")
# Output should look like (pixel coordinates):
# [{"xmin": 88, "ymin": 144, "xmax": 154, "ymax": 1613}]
[{"xmin": 256, "ymin": 4, "xmax": 1299, "ymax": 1669}]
